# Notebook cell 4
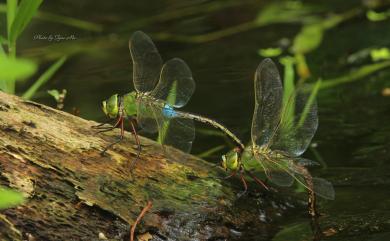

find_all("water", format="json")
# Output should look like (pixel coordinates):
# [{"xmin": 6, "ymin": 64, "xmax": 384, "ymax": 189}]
[{"xmin": 11, "ymin": 0, "xmax": 390, "ymax": 240}]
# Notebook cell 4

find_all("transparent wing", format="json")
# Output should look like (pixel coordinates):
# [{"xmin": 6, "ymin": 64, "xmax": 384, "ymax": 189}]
[
  {"xmin": 136, "ymin": 99, "xmax": 160, "ymax": 133},
  {"xmin": 288, "ymin": 161, "xmax": 335, "ymax": 200},
  {"xmin": 312, "ymin": 177, "xmax": 335, "ymax": 200},
  {"xmin": 151, "ymin": 58, "xmax": 195, "ymax": 108},
  {"xmin": 129, "ymin": 31, "xmax": 163, "ymax": 93},
  {"xmin": 136, "ymin": 100, "xmax": 195, "ymax": 157},
  {"xmin": 251, "ymin": 58, "xmax": 283, "ymax": 147},
  {"xmin": 249, "ymin": 149, "xmax": 294, "ymax": 187},
  {"xmin": 267, "ymin": 85, "xmax": 318, "ymax": 157},
  {"xmin": 157, "ymin": 116, "xmax": 195, "ymax": 155}
]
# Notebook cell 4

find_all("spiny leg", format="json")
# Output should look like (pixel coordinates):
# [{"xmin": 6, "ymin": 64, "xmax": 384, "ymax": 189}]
[
  {"xmin": 95, "ymin": 116, "xmax": 123, "ymax": 133},
  {"xmin": 224, "ymin": 170, "xmax": 237, "ymax": 180},
  {"xmin": 128, "ymin": 119, "xmax": 142, "ymax": 172},
  {"xmin": 101, "ymin": 116, "xmax": 124, "ymax": 155},
  {"xmin": 245, "ymin": 169, "xmax": 269, "ymax": 191},
  {"xmin": 237, "ymin": 169, "xmax": 248, "ymax": 197},
  {"xmin": 92, "ymin": 118, "xmax": 117, "ymax": 129}
]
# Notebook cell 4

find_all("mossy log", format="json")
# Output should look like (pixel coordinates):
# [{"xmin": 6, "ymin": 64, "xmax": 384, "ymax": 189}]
[{"xmin": 0, "ymin": 92, "xmax": 284, "ymax": 241}]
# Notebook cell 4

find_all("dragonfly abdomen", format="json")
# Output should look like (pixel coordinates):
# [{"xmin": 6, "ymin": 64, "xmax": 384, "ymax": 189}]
[{"xmin": 162, "ymin": 104, "xmax": 178, "ymax": 118}]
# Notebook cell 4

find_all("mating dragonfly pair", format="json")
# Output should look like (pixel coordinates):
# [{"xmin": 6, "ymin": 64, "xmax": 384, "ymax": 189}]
[{"xmin": 96, "ymin": 31, "xmax": 334, "ymax": 202}]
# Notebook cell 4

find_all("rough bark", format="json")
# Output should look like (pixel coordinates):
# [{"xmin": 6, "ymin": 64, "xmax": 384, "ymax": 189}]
[{"xmin": 0, "ymin": 92, "xmax": 282, "ymax": 241}]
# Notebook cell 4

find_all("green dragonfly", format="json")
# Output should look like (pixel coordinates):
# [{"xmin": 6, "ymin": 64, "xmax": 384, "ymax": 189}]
[
  {"xmin": 96, "ymin": 31, "xmax": 244, "ymax": 166},
  {"xmin": 221, "ymin": 58, "xmax": 335, "ymax": 202}
]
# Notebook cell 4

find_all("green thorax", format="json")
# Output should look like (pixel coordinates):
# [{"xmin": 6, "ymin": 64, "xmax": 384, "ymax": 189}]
[{"xmin": 122, "ymin": 91, "xmax": 138, "ymax": 117}]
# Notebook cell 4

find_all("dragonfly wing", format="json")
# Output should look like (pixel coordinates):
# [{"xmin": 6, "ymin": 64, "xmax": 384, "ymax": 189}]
[
  {"xmin": 151, "ymin": 58, "xmax": 195, "ymax": 108},
  {"xmin": 136, "ymin": 99, "xmax": 162, "ymax": 133},
  {"xmin": 251, "ymin": 58, "xmax": 283, "ymax": 147},
  {"xmin": 268, "ymin": 85, "xmax": 318, "ymax": 156},
  {"xmin": 312, "ymin": 177, "xmax": 335, "ymax": 200},
  {"xmin": 129, "ymin": 31, "xmax": 163, "ymax": 93},
  {"xmin": 252, "ymin": 151, "xmax": 294, "ymax": 187},
  {"xmin": 288, "ymin": 161, "xmax": 335, "ymax": 200},
  {"xmin": 157, "ymin": 116, "xmax": 195, "ymax": 155}
]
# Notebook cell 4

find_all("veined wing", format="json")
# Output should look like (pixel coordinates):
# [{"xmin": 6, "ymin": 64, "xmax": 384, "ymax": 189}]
[
  {"xmin": 288, "ymin": 161, "xmax": 335, "ymax": 200},
  {"xmin": 129, "ymin": 31, "xmax": 163, "ymax": 93},
  {"xmin": 251, "ymin": 58, "xmax": 283, "ymax": 147},
  {"xmin": 247, "ymin": 147, "xmax": 294, "ymax": 187},
  {"xmin": 137, "ymin": 100, "xmax": 195, "ymax": 156},
  {"xmin": 151, "ymin": 58, "xmax": 195, "ymax": 108},
  {"xmin": 266, "ymin": 84, "xmax": 319, "ymax": 157},
  {"xmin": 136, "ymin": 98, "xmax": 160, "ymax": 133}
]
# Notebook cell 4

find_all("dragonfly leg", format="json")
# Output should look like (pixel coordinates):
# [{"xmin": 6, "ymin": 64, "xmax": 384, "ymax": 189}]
[
  {"xmin": 223, "ymin": 170, "xmax": 237, "ymax": 180},
  {"xmin": 128, "ymin": 119, "xmax": 142, "ymax": 171},
  {"xmin": 238, "ymin": 169, "xmax": 248, "ymax": 196},
  {"xmin": 92, "ymin": 118, "xmax": 117, "ymax": 129},
  {"xmin": 101, "ymin": 116, "xmax": 124, "ymax": 155},
  {"xmin": 95, "ymin": 116, "xmax": 123, "ymax": 133},
  {"xmin": 245, "ymin": 170, "xmax": 269, "ymax": 191}
]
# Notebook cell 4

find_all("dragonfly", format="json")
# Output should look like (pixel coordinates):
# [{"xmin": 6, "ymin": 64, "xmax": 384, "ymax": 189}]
[
  {"xmin": 221, "ymin": 58, "xmax": 335, "ymax": 216},
  {"xmin": 96, "ymin": 31, "xmax": 244, "ymax": 167}
]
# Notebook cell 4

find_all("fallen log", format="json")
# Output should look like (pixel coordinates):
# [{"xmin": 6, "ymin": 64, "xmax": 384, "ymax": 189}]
[{"xmin": 0, "ymin": 91, "xmax": 289, "ymax": 241}]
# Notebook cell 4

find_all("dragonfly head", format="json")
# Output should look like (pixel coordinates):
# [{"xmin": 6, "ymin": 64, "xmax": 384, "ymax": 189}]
[
  {"xmin": 102, "ymin": 94, "xmax": 120, "ymax": 118},
  {"xmin": 221, "ymin": 150, "xmax": 239, "ymax": 171}
]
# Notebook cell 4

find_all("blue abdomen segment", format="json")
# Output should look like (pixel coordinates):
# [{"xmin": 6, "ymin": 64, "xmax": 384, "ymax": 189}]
[{"xmin": 162, "ymin": 104, "xmax": 178, "ymax": 118}]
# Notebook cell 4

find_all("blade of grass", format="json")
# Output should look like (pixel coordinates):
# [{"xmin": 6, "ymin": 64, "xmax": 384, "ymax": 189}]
[
  {"xmin": 9, "ymin": 0, "xmax": 43, "ymax": 44},
  {"xmin": 297, "ymin": 79, "xmax": 321, "ymax": 128},
  {"xmin": 6, "ymin": 0, "xmax": 17, "ymax": 37},
  {"xmin": 0, "ymin": 4, "xmax": 103, "ymax": 32},
  {"xmin": 320, "ymin": 60, "xmax": 390, "ymax": 89},
  {"xmin": 22, "ymin": 56, "xmax": 67, "ymax": 99},
  {"xmin": 196, "ymin": 145, "xmax": 225, "ymax": 159}
]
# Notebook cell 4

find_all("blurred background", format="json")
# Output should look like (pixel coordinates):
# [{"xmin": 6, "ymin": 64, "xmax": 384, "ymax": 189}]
[{"xmin": 1, "ymin": 0, "xmax": 390, "ymax": 240}]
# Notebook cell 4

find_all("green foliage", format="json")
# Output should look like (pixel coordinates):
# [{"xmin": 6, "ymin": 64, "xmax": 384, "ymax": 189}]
[
  {"xmin": 367, "ymin": 9, "xmax": 390, "ymax": 22},
  {"xmin": 255, "ymin": 2, "xmax": 314, "ymax": 26},
  {"xmin": 0, "ymin": 55, "xmax": 37, "ymax": 92},
  {"xmin": 8, "ymin": 0, "xmax": 43, "ymax": 44},
  {"xmin": 0, "ymin": 186, "xmax": 25, "ymax": 209},
  {"xmin": 291, "ymin": 23, "xmax": 323, "ymax": 54},
  {"xmin": 23, "ymin": 56, "xmax": 67, "ymax": 100},
  {"xmin": 6, "ymin": 0, "xmax": 17, "ymax": 36},
  {"xmin": 298, "ymin": 80, "xmax": 321, "ymax": 128},
  {"xmin": 320, "ymin": 61, "xmax": 390, "ymax": 89},
  {"xmin": 370, "ymin": 48, "xmax": 390, "ymax": 62},
  {"xmin": 258, "ymin": 47, "xmax": 282, "ymax": 58}
]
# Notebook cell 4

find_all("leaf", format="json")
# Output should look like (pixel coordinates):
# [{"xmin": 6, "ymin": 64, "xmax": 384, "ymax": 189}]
[
  {"xmin": 258, "ymin": 48, "xmax": 282, "ymax": 57},
  {"xmin": 9, "ymin": 0, "xmax": 43, "ymax": 44},
  {"xmin": 0, "ymin": 55, "xmax": 37, "ymax": 80},
  {"xmin": 291, "ymin": 23, "xmax": 324, "ymax": 54},
  {"xmin": 23, "ymin": 56, "xmax": 67, "ymax": 100},
  {"xmin": 0, "ymin": 187, "xmax": 25, "ymax": 209},
  {"xmin": 47, "ymin": 89, "xmax": 60, "ymax": 101},
  {"xmin": 7, "ymin": 0, "xmax": 18, "ymax": 36}
]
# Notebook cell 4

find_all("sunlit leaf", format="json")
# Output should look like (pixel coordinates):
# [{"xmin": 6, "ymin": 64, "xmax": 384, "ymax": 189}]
[
  {"xmin": 7, "ymin": 0, "xmax": 17, "ymax": 36},
  {"xmin": 370, "ymin": 48, "xmax": 390, "ymax": 62},
  {"xmin": 291, "ymin": 23, "xmax": 323, "ymax": 54},
  {"xmin": 258, "ymin": 48, "xmax": 282, "ymax": 57},
  {"xmin": 47, "ymin": 89, "xmax": 61, "ymax": 101},
  {"xmin": 9, "ymin": 0, "xmax": 43, "ymax": 44},
  {"xmin": 0, "ymin": 55, "xmax": 37, "ymax": 80},
  {"xmin": 366, "ymin": 10, "xmax": 390, "ymax": 22},
  {"xmin": 0, "ymin": 187, "xmax": 25, "ymax": 209}
]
